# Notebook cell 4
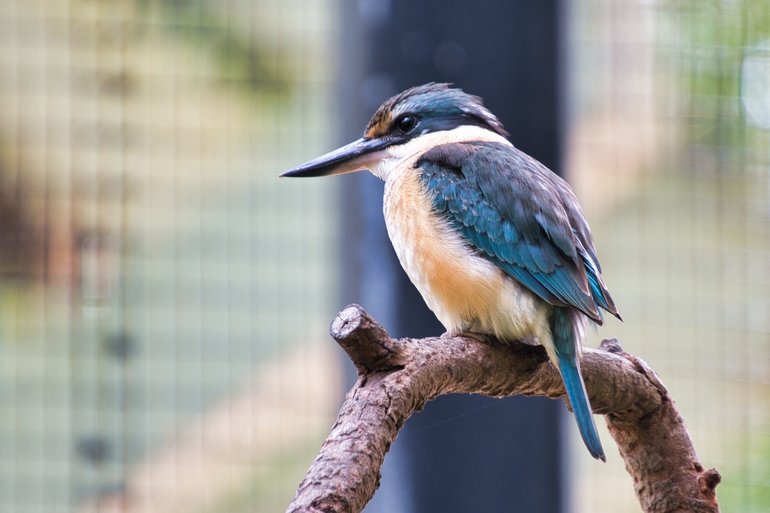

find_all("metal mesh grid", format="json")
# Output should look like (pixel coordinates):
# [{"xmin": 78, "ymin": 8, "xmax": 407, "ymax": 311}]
[
  {"xmin": 0, "ymin": 1, "xmax": 768, "ymax": 512},
  {"xmin": 0, "ymin": 1, "xmax": 339, "ymax": 512},
  {"xmin": 570, "ymin": 1, "xmax": 770, "ymax": 511}
]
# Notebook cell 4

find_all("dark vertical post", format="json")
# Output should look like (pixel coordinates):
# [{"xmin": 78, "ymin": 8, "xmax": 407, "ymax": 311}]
[{"xmin": 339, "ymin": 1, "xmax": 567, "ymax": 512}]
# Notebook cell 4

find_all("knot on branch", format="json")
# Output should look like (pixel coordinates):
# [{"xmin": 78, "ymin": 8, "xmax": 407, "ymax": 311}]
[{"xmin": 700, "ymin": 468, "xmax": 722, "ymax": 495}]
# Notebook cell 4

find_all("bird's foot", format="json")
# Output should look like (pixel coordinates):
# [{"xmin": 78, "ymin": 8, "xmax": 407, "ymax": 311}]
[{"xmin": 453, "ymin": 331, "xmax": 501, "ymax": 346}]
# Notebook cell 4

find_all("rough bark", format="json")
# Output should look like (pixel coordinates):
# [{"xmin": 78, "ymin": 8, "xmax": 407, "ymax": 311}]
[{"xmin": 286, "ymin": 305, "xmax": 720, "ymax": 513}]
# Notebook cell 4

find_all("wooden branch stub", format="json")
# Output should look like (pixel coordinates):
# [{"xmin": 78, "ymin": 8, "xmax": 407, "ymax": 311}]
[
  {"xmin": 286, "ymin": 305, "xmax": 720, "ymax": 513},
  {"xmin": 330, "ymin": 304, "xmax": 402, "ymax": 373}
]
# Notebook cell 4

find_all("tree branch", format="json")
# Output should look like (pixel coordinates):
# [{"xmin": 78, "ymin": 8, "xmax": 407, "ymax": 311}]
[{"xmin": 286, "ymin": 305, "xmax": 721, "ymax": 513}]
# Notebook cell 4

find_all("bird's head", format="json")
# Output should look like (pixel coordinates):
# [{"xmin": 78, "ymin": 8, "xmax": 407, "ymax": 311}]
[{"xmin": 281, "ymin": 83, "xmax": 507, "ymax": 178}]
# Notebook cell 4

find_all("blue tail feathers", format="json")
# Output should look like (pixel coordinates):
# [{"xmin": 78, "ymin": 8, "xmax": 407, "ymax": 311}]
[{"xmin": 550, "ymin": 308, "xmax": 606, "ymax": 461}]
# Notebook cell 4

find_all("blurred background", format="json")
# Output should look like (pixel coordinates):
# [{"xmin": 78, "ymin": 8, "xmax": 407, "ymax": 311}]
[{"xmin": 0, "ymin": 0, "xmax": 768, "ymax": 512}]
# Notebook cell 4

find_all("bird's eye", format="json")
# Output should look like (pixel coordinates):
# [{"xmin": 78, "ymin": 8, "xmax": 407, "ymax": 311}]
[{"xmin": 396, "ymin": 115, "xmax": 417, "ymax": 134}]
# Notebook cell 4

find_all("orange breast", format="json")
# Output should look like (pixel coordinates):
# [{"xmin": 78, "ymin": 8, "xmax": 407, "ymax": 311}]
[{"xmin": 383, "ymin": 166, "xmax": 506, "ymax": 333}]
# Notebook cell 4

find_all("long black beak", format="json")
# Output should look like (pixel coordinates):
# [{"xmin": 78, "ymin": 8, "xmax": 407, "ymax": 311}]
[{"xmin": 280, "ymin": 137, "xmax": 393, "ymax": 178}]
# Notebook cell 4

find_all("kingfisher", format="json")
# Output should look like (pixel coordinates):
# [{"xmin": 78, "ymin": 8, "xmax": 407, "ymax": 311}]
[{"xmin": 282, "ymin": 83, "xmax": 621, "ymax": 461}]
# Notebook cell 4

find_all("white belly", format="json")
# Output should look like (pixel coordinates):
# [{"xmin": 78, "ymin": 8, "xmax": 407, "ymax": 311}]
[{"xmin": 382, "ymin": 165, "xmax": 551, "ymax": 344}]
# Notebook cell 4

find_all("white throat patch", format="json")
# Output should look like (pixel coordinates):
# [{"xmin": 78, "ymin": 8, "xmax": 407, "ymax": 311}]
[{"xmin": 370, "ymin": 125, "xmax": 512, "ymax": 181}]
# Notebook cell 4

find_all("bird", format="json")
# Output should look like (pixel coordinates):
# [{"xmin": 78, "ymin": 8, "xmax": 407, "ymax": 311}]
[{"xmin": 282, "ymin": 83, "xmax": 621, "ymax": 461}]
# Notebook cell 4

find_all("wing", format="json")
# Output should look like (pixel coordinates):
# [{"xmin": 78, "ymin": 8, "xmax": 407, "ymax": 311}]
[{"xmin": 416, "ymin": 141, "xmax": 620, "ymax": 323}]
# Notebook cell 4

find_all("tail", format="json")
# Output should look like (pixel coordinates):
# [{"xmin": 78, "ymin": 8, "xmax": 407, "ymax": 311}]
[{"xmin": 550, "ymin": 307, "xmax": 606, "ymax": 461}]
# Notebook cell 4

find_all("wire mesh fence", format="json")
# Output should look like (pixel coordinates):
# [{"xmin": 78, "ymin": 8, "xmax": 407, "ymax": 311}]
[
  {"xmin": 0, "ymin": 1, "xmax": 339, "ymax": 512},
  {"xmin": 0, "ymin": 1, "xmax": 767, "ymax": 512},
  {"xmin": 570, "ymin": 2, "xmax": 770, "ymax": 511}
]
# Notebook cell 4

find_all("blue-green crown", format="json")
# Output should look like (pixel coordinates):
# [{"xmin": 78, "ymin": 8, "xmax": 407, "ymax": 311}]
[{"xmin": 365, "ymin": 83, "xmax": 509, "ymax": 139}]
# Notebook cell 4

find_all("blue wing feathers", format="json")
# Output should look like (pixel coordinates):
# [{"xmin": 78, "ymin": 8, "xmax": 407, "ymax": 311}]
[
  {"xmin": 536, "ymin": 211, "xmax": 579, "ymax": 264},
  {"xmin": 502, "ymin": 222, "xmax": 518, "ymax": 244},
  {"xmin": 417, "ymin": 141, "xmax": 618, "ymax": 322},
  {"xmin": 575, "ymin": 233, "xmax": 621, "ymax": 320},
  {"xmin": 528, "ymin": 243, "xmax": 553, "ymax": 273}
]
